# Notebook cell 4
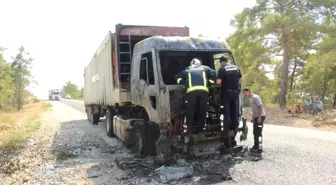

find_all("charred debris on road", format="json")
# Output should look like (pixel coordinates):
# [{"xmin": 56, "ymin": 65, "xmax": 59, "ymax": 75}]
[{"xmin": 114, "ymin": 146, "xmax": 260, "ymax": 184}]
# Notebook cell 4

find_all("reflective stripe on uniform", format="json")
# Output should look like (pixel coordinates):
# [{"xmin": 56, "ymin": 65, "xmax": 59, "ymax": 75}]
[
  {"xmin": 209, "ymin": 79, "xmax": 214, "ymax": 83},
  {"xmin": 202, "ymin": 71, "xmax": 207, "ymax": 86},
  {"xmin": 224, "ymin": 65, "xmax": 238, "ymax": 71},
  {"xmin": 186, "ymin": 71, "xmax": 209, "ymax": 93},
  {"xmin": 187, "ymin": 86, "xmax": 209, "ymax": 93},
  {"xmin": 177, "ymin": 78, "xmax": 182, "ymax": 84},
  {"xmin": 188, "ymin": 72, "xmax": 192, "ymax": 87}
]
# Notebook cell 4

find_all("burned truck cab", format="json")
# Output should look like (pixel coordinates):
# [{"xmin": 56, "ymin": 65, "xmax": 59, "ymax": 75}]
[{"xmin": 130, "ymin": 36, "xmax": 244, "ymax": 159}]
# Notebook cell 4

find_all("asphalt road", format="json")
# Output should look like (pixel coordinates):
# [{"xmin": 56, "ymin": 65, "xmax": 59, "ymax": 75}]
[{"xmin": 58, "ymin": 99, "xmax": 336, "ymax": 185}]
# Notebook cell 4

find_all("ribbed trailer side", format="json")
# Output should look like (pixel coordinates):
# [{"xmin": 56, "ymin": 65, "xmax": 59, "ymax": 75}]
[{"xmin": 84, "ymin": 32, "xmax": 119, "ymax": 106}]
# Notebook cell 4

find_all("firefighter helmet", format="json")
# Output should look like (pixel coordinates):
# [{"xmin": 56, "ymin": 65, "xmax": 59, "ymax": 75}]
[{"xmin": 190, "ymin": 58, "xmax": 201, "ymax": 68}]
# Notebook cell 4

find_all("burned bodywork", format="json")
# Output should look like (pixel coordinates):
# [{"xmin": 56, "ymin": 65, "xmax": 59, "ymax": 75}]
[
  {"xmin": 130, "ymin": 36, "xmax": 244, "ymax": 160},
  {"xmin": 84, "ymin": 24, "xmax": 245, "ymax": 162},
  {"xmin": 131, "ymin": 36, "xmax": 241, "ymax": 124}
]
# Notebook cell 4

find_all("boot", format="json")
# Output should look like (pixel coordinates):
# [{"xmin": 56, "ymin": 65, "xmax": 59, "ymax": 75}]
[{"xmin": 249, "ymin": 146, "xmax": 263, "ymax": 154}]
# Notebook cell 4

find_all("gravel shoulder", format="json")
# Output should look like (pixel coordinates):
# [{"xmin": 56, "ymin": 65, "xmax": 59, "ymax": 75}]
[{"xmin": 1, "ymin": 100, "xmax": 336, "ymax": 185}]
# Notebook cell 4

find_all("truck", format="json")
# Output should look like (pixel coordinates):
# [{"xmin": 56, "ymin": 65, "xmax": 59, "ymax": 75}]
[
  {"xmin": 49, "ymin": 89, "xmax": 61, "ymax": 100},
  {"xmin": 84, "ymin": 24, "xmax": 247, "ymax": 162}
]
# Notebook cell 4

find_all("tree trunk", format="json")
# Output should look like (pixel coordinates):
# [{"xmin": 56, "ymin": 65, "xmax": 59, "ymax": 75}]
[
  {"xmin": 279, "ymin": 29, "xmax": 290, "ymax": 109},
  {"xmin": 321, "ymin": 71, "xmax": 327, "ymax": 101},
  {"xmin": 289, "ymin": 61, "xmax": 297, "ymax": 92},
  {"xmin": 17, "ymin": 64, "xmax": 22, "ymax": 111},
  {"xmin": 333, "ymin": 92, "xmax": 336, "ymax": 108}
]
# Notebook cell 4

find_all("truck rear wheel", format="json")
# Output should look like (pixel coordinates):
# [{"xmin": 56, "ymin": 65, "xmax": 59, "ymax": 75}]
[
  {"xmin": 87, "ymin": 106, "xmax": 99, "ymax": 125},
  {"xmin": 87, "ymin": 106, "xmax": 92, "ymax": 122},
  {"xmin": 92, "ymin": 113, "xmax": 99, "ymax": 125},
  {"xmin": 105, "ymin": 110, "xmax": 116, "ymax": 137}
]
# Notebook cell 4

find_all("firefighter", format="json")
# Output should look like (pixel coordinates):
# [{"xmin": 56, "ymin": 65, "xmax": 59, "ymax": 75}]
[
  {"xmin": 174, "ymin": 58, "xmax": 215, "ymax": 145},
  {"xmin": 216, "ymin": 56, "xmax": 242, "ymax": 147},
  {"xmin": 242, "ymin": 88, "xmax": 266, "ymax": 154}
]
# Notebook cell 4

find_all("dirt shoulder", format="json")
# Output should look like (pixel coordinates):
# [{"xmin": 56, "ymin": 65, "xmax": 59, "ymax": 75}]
[
  {"xmin": 243, "ymin": 107, "xmax": 336, "ymax": 131},
  {"xmin": 0, "ymin": 101, "xmax": 52, "ymax": 149},
  {"xmin": 0, "ymin": 101, "xmax": 250, "ymax": 185}
]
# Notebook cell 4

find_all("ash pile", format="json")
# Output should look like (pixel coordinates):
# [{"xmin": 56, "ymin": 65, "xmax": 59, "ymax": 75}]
[{"xmin": 115, "ymin": 147, "xmax": 249, "ymax": 184}]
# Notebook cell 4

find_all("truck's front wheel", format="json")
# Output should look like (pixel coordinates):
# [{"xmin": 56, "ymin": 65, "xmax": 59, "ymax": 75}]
[
  {"xmin": 105, "ymin": 110, "xmax": 116, "ymax": 137},
  {"xmin": 133, "ymin": 121, "xmax": 150, "ymax": 158}
]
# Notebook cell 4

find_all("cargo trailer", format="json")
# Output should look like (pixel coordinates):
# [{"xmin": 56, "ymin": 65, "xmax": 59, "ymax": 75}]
[
  {"xmin": 84, "ymin": 24, "xmax": 247, "ymax": 162},
  {"xmin": 49, "ymin": 89, "xmax": 60, "ymax": 100}
]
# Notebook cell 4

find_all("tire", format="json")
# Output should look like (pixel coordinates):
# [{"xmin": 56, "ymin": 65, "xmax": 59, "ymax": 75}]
[
  {"xmin": 105, "ymin": 110, "xmax": 116, "ymax": 137},
  {"xmin": 92, "ymin": 113, "xmax": 99, "ymax": 125},
  {"xmin": 87, "ymin": 106, "xmax": 100, "ymax": 125},
  {"xmin": 132, "ymin": 121, "xmax": 160, "ymax": 157},
  {"xmin": 87, "ymin": 106, "xmax": 92, "ymax": 122},
  {"xmin": 133, "ymin": 121, "xmax": 150, "ymax": 158}
]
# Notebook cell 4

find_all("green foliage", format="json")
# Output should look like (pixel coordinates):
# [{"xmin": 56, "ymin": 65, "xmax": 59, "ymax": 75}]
[
  {"xmin": 0, "ymin": 46, "xmax": 35, "ymax": 110},
  {"xmin": 228, "ymin": 0, "xmax": 336, "ymax": 108},
  {"xmin": 0, "ymin": 50, "xmax": 14, "ymax": 108},
  {"xmin": 61, "ymin": 81, "xmax": 83, "ymax": 99},
  {"xmin": 11, "ymin": 46, "xmax": 33, "ymax": 110}
]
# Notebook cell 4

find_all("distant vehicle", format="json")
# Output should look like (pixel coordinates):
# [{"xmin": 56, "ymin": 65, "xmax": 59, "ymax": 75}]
[
  {"xmin": 84, "ymin": 24, "xmax": 246, "ymax": 162},
  {"xmin": 65, "ymin": 95, "xmax": 71, "ymax": 99},
  {"xmin": 48, "ymin": 89, "xmax": 60, "ymax": 100}
]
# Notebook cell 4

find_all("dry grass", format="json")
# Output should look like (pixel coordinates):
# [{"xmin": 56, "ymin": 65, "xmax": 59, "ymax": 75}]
[
  {"xmin": 243, "ymin": 107, "xmax": 336, "ymax": 131},
  {"xmin": 0, "ymin": 101, "xmax": 52, "ymax": 150}
]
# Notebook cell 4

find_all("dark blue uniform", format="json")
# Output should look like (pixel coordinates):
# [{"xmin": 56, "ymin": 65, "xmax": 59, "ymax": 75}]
[
  {"xmin": 217, "ymin": 63, "xmax": 242, "ymax": 138},
  {"xmin": 175, "ymin": 65, "xmax": 215, "ymax": 135}
]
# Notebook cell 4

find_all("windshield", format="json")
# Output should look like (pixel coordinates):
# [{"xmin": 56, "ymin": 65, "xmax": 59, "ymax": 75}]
[
  {"xmin": 52, "ymin": 92, "xmax": 60, "ymax": 95},
  {"xmin": 159, "ymin": 51, "xmax": 234, "ymax": 85}
]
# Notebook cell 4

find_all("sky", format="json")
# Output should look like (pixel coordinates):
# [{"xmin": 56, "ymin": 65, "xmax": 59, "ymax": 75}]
[{"xmin": 0, "ymin": 0, "xmax": 256, "ymax": 99}]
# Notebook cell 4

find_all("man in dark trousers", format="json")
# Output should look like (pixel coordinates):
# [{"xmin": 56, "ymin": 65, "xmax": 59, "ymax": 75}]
[
  {"xmin": 174, "ymin": 58, "xmax": 215, "ymax": 145},
  {"xmin": 216, "ymin": 56, "xmax": 242, "ymax": 147},
  {"xmin": 242, "ymin": 88, "xmax": 266, "ymax": 154}
]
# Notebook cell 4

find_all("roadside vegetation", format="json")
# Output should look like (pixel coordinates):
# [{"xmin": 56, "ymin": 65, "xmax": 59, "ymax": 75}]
[
  {"xmin": 225, "ymin": 0, "xmax": 336, "ymax": 110},
  {"xmin": 0, "ymin": 101, "xmax": 52, "ymax": 150},
  {"xmin": 216, "ymin": 0, "xmax": 336, "ymax": 129},
  {"xmin": 61, "ymin": 81, "xmax": 84, "ymax": 100},
  {"xmin": 0, "ymin": 46, "xmax": 51, "ymax": 150}
]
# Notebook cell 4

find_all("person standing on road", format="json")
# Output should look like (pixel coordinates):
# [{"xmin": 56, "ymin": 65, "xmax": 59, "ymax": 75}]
[
  {"xmin": 216, "ymin": 56, "xmax": 242, "ymax": 147},
  {"xmin": 242, "ymin": 88, "xmax": 266, "ymax": 154},
  {"xmin": 174, "ymin": 58, "xmax": 215, "ymax": 146}
]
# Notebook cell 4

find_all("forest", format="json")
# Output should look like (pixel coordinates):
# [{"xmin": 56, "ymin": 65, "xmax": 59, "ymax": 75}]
[
  {"xmin": 0, "ymin": 46, "xmax": 36, "ymax": 110},
  {"xmin": 225, "ymin": 0, "xmax": 336, "ymax": 108}
]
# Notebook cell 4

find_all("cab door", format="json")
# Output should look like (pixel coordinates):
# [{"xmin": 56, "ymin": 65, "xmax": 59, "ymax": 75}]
[{"xmin": 132, "ymin": 49, "xmax": 161, "ymax": 123}]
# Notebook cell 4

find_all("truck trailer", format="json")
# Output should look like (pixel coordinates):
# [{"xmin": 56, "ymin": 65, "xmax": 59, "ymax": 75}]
[
  {"xmin": 49, "ymin": 89, "xmax": 60, "ymax": 100},
  {"xmin": 84, "ymin": 24, "xmax": 246, "ymax": 162}
]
